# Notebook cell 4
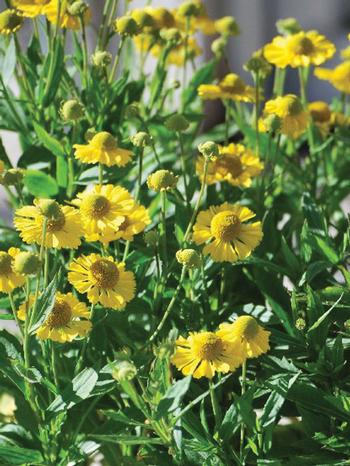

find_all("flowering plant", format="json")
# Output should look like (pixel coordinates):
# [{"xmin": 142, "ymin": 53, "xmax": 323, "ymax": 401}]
[{"xmin": 0, "ymin": 2, "xmax": 349, "ymax": 465}]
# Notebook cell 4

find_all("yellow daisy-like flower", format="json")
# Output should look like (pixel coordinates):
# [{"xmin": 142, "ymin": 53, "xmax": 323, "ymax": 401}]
[
  {"xmin": 0, "ymin": 9, "xmax": 23, "ymax": 34},
  {"xmin": 193, "ymin": 203, "xmax": 263, "ymax": 263},
  {"xmin": 314, "ymin": 61, "xmax": 350, "ymax": 94},
  {"xmin": 264, "ymin": 30, "xmax": 335, "ymax": 68},
  {"xmin": 308, "ymin": 101, "xmax": 332, "ymax": 137},
  {"xmin": 73, "ymin": 184, "xmax": 135, "ymax": 244},
  {"xmin": 217, "ymin": 316, "xmax": 270, "ymax": 358},
  {"xmin": 68, "ymin": 254, "xmax": 136, "ymax": 310},
  {"xmin": 11, "ymin": 0, "xmax": 50, "ymax": 18},
  {"xmin": 14, "ymin": 202, "xmax": 83, "ymax": 249},
  {"xmin": 113, "ymin": 203, "xmax": 151, "ymax": 241},
  {"xmin": 198, "ymin": 73, "xmax": 255, "ymax": 103},
  {"xmin": 45, "ymin": 0, "xmax": 91, "ymax": 30},
  {"xmin": 171, "ymin": 330, "xmax": 244, "ymax": 379},
  {"xmin": 261, "ymin": 94, "xmax": 309, "ymax": 139},
  {"xmin": 196, "ymin": 143, "xmax": 264, "ymax": 188},
  {"xmin": 0, "ymin": 248, "xmax": 25, "ymax": 293},
  {"xmin": 74, "ymin": 131, "xmax": 133, "ymax": 167},
  {"xmin": 144, "ymin": 6, "xmax": 175, "ymax": 29},
  {"xmin": 18, "ymin": 292, "xmax": 91, "ymax": 343}
]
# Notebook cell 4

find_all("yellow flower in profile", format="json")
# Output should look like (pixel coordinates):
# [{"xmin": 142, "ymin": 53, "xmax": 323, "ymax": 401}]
[
  {"xmin": 113, "ymin": 203, "xmax": 151, "ymax": 241},
  {"xmin": 68, "ymin": 254, "xmax": 136, "ymax": 310},
  {"xmin": 0, "ymin": 248, "xmax": 25, "ymax": 293},
  {"xmin": 74, "ymin": 132, "xmax": 133, "ymax": 167},
  {"xmin": 196, "ymin": 143, "xmax": 263, "ymax": 188},
  {"xmin": 261, "ymin": 94, "xmax": 309, "ymax": 139},
  {"xmin": 315, "ymin": 61, "xmax": 350, "ymax": 94},
  {"xmin": 45, "ymin": 0, "xmax": 91, "ymax": 30},
  {"xmin": 174, "ymin": 1, "xmax": 216, "ymax": 35},
  {"xmin": 73, "ymin": 184, "xmax": 135, "ymax": 244},
  {"xmin": 11, "ymin": 0, "xmax": 50, "ymax": 18},
  {"xmin": 0, "ymin": 9, "xmax": 23, "ymax": 34},
  {"xmin": 145, "ymin": 6, "xmax": 175, "ymax": 29},
  {"xmin": 308, "ymin": 101, "xmax": 332, "ymax": 137},
  {"xmin": 18, "ymin": 292, "xmax": 91, "ymax": 343},
  {"xmin": 14, "ymin": 201, "xmax": 83, "ymax": 249},
  {"xmin": 198, "ymin": 73, "xmax": 255, "ymax": 103},
  {"xmin": 264, "ymin": 31, "xmax": 335, "ymax": 68},
  {"xmin": 217, "ymin": 316, "xmax": 270, "ymax": 358},
  {"xmin": 171, "ymin": 330, "xmax": 244, "ymax": 379},
  {"xmin": 193, "ymin": 203, "xmax": 263, "ymax": 263}
]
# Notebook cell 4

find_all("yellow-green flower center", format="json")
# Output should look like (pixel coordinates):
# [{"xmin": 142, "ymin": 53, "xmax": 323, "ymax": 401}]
[
  {"xmin": 0, "ymin": 10, "xmax": 23, "ymax": 32},
  {"xmin": 211, "ymin": 211, "xmax": 241, "ymax": 242},
  {"xmin": 91, "ymin": 132, "xmax": 118, "ymax": 151},
  {"xmin": 46, "ymin": 300, "xmax": 72, "ymax": 329},
  {"xmin": 220, "ymin": 74, "xmax": 245, "ymax": 94},
  {"xmin": 235, "ymin": 316, "xmax": 259, "ymax": 340},
  {"xmin": 290, "ymin": 35, "xmax": 314, "ymax": 55},
  {"xmin": 46, "ymin": 212, "xmax": 66, "ymax": 232},
  {"xmin": 0, "ymin": 252, "xmax": 12, "ymax": 275},
  {"xmin": 193, "ymin": 332, "xmax": 223, "ymax": 360},
  {"xmin": 81, "ymin": 194, "xmax": 111, "ymax": 219},
  {"xmin": 90, "ymin": 259, "xmax": 119, "ymax": 289},
  {"xmin": 219, "ymin": 155, "xmax": 243, "ymax": 178}
]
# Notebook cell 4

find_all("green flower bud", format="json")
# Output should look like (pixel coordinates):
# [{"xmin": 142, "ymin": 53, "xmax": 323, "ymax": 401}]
[
  {"xmin": 244, "ymin": 52, "xmax": 272, "ymax": 77},
  {"xmin": 261, "ymin": 114, "xmax": 282, "ymax": 133},
  {"xmin": 198, "ymin": 141, "xmax": 219, "ymax": 160},
  {"xmin": 115, "ymin": 16, "xmax": 140, "ymax": 36},
  {"xmin": 112, "ymin": 360, "xmax": 137, "ymax": 382},
  {"xmin": 211, "ymin": 37, "xmax": 227, "ymax": 57},
  {"xmin": 132, "ymin": 10, "xmax": 156, "ymax": 31},
  {"xmin": 295, "ymin": 318, "xmax": 306, "ymax": 330},
  {"xmin": 85, "ymin": 127, "xmax": 97, "ymax": 142},
  {"xmin": 67, "ymin": 0, "xmax": 88, "ymax": 16},
  {"xmin": 36, "ymin": 199, "xmax": 62, "ymax": 219},
  {"xmin": 60, "ymin": 99, "xmax": 84, "ymax": 122},
  {"xmin": 344, "ymin": 319, "xmax": 350, "ymax": 331},
  {"xmin": 147, "ymin": 170, "xmax": 178, "ymax": 192},
  {"xmin": 159, "ymin": 27, "xmax": 182, "ymax": 43},
  {"xmin": 165, "ymin": 114, "xmax": 189, "ymax": 132},
  {"xmin": 144, "ymin": 230, "xmax": 159, "ymax": 247},
  {"xmin": 215, "ymin": 16, "xmax": 240, "ymax": 36},
  {"xmin": 91, "ymin": 50, "xmax": 112, "ymax": 67},
  {"xmin": 130, "ymin": 132, "xmax": 152, "ymax": 148},
  {"xmin": 1, "ymin": 168, "xmax": 23, "ymax": 186},
  {"xmin": 124, "ymin": 103, "xmax": 140, "ymax": 119},
  {"xmin": 13, "ymin": 252, "xmax": 41, "ymax": 276},
  {"xmin": 177, "ymin": 1, "xmax": 201, "ymax": 17},
  {"xmin": 276, "ymin": 17, "xmax": 301, "ymax": 36},
  {"xmin": 176, "ymin": 249, "xmax": 201, "ymax": 268}
]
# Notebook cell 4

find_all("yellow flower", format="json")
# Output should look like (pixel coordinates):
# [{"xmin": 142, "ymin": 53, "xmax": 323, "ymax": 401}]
[
  {"xmin": 45, "ymin": 0, "xmax": 91, "ymax": 30},
  {"xmin": 18, "ymin": 292, "xmax": 91, "ymax": 343},
  {"xmin": 261, "ymin": 94, "xmax": 309, "ymax": 139},
  {"xmin": 73, "ymin": 131, "xmax": 133, "ymax": 167},
  {"xmin": 264, "ymin": 31, "xmax": 335, "ymax": 68},
  {"xmin": 193, "ymin": 203, "xmax": 263, "ymax": 263},
  {"xmin": 198, "ymin": 73, "xmax": 255, "ymax": 103},
  {"xmin": 0, "ymin": 248, "xmax": 25, "ymax": 293},
  {"xmin": 196, "ymin": 143, "xmax": 263, "ymax": 188},
  {"xmin": 315, "ymin": 61, "xmax": 350, "ymax": 94},
  {"xmin": 11, "ymin": 0, "xmax": 50, "ymax": 18},
  {"xmin": 171, "ymin": 330, "xmax": 244, "ymax": 379},
  {"xmin": 14, "ymin": 201, "xmax": 83, "ymax": 249},
  {"xmin": 73, "ymin": 184, "xmax": 135, "ymax": 244},
  {"xmin": 308, "ymin": 101, "xmax": 332, "ymax": 137},
  {"xmin": 174, "ymin": 2, "xmax": 216, "ymax": 35},
  {"xmin": 113, "ymin": 203, "xmax": 151, "ymax": 241},
  {"xmin": 217, "ymin": 316, "xmax": 270, "ymax": 358},
  {"xmin": 147, "ymin": 169, "xmax": 178, "ymax": 192},
  {"xmin": 68, "ymin": 254, "xmax": 136, "ymax": 310},
  {"xmin": 0, "ymin": 9, "xmax": 23, "ymax": 34},
  {"xmin": 145, "ymin": 7, "xmax": 175, "ymax": 29}
]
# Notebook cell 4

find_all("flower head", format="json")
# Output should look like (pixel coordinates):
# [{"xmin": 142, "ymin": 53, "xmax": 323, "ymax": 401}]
[
  {"xmin": 315, "ymin": 61, "xmax": 350, "ymax": 94},
  {"xmin": 198, "ymin": 73, "xmax": 255, "ymax": 102},
  {"xmin": 13, "ymin": 251, "xmax": 41, "ymax": 276},
  {"xmin": 196, "ymin": 143, "xmax": 263, "ymax": 188},
  {"xmin": 113, "ymin": 203, "xmax": 151, "ymax": 242},
  {"xmin": 217, "ymin": 316, "xmax": 270, "ymax": 358},
  {"xmin": 0, "ymin": 248, "xmax": 25, "ymax": 293},
  {"xmin": 74, "ymin": 131, "xmax": 133, "ymax": 167},
  {"xmin": 68, "ymin": 254, "xmax": 136, "ymax": 310},
  {"xmin": 60, "ymin": 99, "xmax": 84, "ymax": 122},
  {"xmin": 215, "ymin": 16, "xmax": 239, "ymax": 36},
  {"xmin": 193, "ymin": 203, "xmax": 263, "ymax": 262},
  {"xmin": 14, "ymin": 201, "xmax": 83, "ymax": 249},
  {"xmin": 147, "ymin": 170, "xmax": 178, "ymax": 192},
  {"xmin": 171, "ymin": 330, "xmax": 244, "ymax": 379},
  {"xmin": 264, "ymin": 31, "xmax": 335, "ymax": 68},
  {"xmin": 45, "ymin": 0, "xmax": 91, "ymax": 30},
  {"xmin": 0, "ymin": 9, "xmax": 23, "ymax": 34},
  {"xmin": 176, "ymin": 249, "xmax": 201, "ymax": 268},
  {"xmin": 11, "ymin": 0, "xmax": 50, "ymax": 18}
]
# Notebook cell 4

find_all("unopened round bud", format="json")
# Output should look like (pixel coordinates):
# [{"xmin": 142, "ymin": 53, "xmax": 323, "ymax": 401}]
[
  {"xmin": 215, "ymin": 16, "xmax": 240, "ymax": 36},
  {"xmin": 144, "ymin": 230, "xmax": 159, "ymax": 247},
  {"xmin": 177, "ymin": 1, "xmax": 201, "ymax": 17},
  {"xmin": 147, "ymin": 170, "xmax": 178, "ymax": 192},
  {"xmin": 165, "ymin": 114, "xmax": 189, "ymax": 132},
  {"xmin": 36, "ymin": 199, "xmax": 62, "ymax": 219},
  {"xmin": 115, "ymin": 16, "xmax": 139, "ymax": 36},
  {"xmin": 132, "ymin": 10, "xmax": 156, "ymax": 31},
  {"xmin": 125, "ymin": 103, "xmax": 140, "ymax": 118},
  {"xmin": 130, "ymin": 132, "xmax": 152, "ymax": 147},
  {"xmin": 85, "ymin": 127, "xmax": 97, "ymax": 142},
  {"xmin": 60, "ymin": 99, "xmax": 84, "ymax": 122},
  {"xmin": 91, "ymin": 50, "xmax": 112, "ymax": 67},
  {"xmin": 159, "ymin": 27, "xmax": 182, "ymax": 43},
  {"xmin": 1, "ymin": 168, "xmax": 23, "ymax": 186},
  {"xmin": 198, "ymin": 141, "xmax": 219, "ymax": 160},
  {"xmin": 345, "ymin": 319, "xmax": 350, "ymax": 331},
  {"xmin": 276, "ymin": 17, "xmax": 301, "ymax": 36},
  {"xmin": 112, "ymin": 360, "xmax": 137, "ymax": 382},
  {"xmin": 211, "ymin": 37, "xmax": 227, "ymax": 57},
  {"xmin": 67, "ymin": 0, "xmax": 88, "ymax": 16},
  {"xmin": 171, "ymin": 80, "xmax": 181, "ymax": 89},
  {"xmin": 13, "ymin": 252, "xmax": 41, "ymax": 276},
  {"xmin": 176, "ymin": 249, "xmax": 201, "ymax": 268},
  {"xmin": 295, "ymin": 318, "xmax": 306, "ymax": 330},
  {"xmin": 244, "ymin": 53, "xmax": 272, "ymax": 76}
]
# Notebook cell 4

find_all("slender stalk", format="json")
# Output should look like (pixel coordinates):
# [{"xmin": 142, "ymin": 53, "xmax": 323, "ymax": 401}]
[
  {"xmin": 160, "ymin": 191, "xmax": 168, "ymax": 264},
  {"xmin": 181, "ymin": 17, "xmax": 191, "ymax": 110},
  {"xmin": 135, "ymin": 146, "xmax": 144, "ymax": 202},
  {"xmin": 253, "ymin": 71, "xmax": 261, "ymax": 156},
  {"xmin": 99, "ymin": 163, "xmax": 104, "ymax": 185},
  {"xmin": 80, "ymin": 18, "xmax": 89, "ymax": 89},
  {"xmin": 209, "ymin": 380, "xmax": 221, "ymax": 437},
  {"xmin": 108, "ymin": 38, "xmax": 125, "ymax": 84},
  {"xmin": 239, "ymin": 360, "xmax": 247, "ymax": 461},
  {"xmin": 178, "ymin": 131, "xmax": 190, "ymax": 208},
  {"xmin": 8, "ymin": 292, "xmax": 23, "ymax": 335}
]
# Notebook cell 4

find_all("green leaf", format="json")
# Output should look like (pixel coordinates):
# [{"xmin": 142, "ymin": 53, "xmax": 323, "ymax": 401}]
[
  {"xmin": 29, "ymin": 274, "xmax": 57, "ymax": 334},
  {"xmin": 89, "ymin": 434, "xmax": 163, "ymax": 445},
  {"xmin": 1, "ymin": 37, "xmax": 16, "ymax": 86},
  {"xmin": 155, "ymin": 376, "xmax": 191, "ymax": 419},
  {"xmin": 0, "ymin": 446, "xmax": 43, "ymax": 465},
  {"xmin": 308, "ymin": 293, "xmax": 343, "ymax": 332},
  {"xmin": 24, "ymin": 170, "xmax": 59, "ymax": 198},
  {"xmin": 0, "ymin": 313, "xmax": 14, "ymax": 320},
  {"xmin": 33, "ymin": 122, "xmax": 65, "ymax": 157}
]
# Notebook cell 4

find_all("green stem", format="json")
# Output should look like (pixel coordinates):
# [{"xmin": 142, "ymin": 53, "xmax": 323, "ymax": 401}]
[
  {"xmin": 239, "ymin": 360, "xmax": 247, "ymax": 461},
  {"xmin": 99, "ymin": 163, "xmax": 104, "ymax": 185},
  {"xmin": 178, "ymin": 131, "xmax": 190, "ymax": 208},
  {"xmin": 80, "ymin": 18, "xmax": 89, "ymax": 89},
  {"xmin": 135, "ymin": 146, "xmax": 144, "ymax": 202},
  {"xmin": 209, "ymin": 380, "xmax": 221, "ymax": 437},
  {"xmin": 108, "ymin": 38, "xmax": 125, "ymax": 84},
  {"xmin": 181, "ymin": 17, "xmax": 191, "ymax": 110},
  {"xmin": 160, "ymin": 190, "xmax": 168, "ymax": 264}
]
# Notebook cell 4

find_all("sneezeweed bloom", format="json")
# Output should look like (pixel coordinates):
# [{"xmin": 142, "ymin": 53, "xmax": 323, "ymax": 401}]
[
  {"xmin": 13, "ymin": 251, "xmax": 41, "ymax": 276},
  {"xmin": 11, "ymin": 0, "xmax": 50, "ymax": 18},
  {"xmin": 73, "ymin": 184, "xmax": 135, "ymax": 244},
  {"xmin": 45, "ymin": 0, "xmax": 91, "ymax": 30},
  {"xmin": 217, "ymin": 316, "xmax": 270, "ymax": 358},
  {"xmin": 68, "ymin": 254, "xmax": 136, "ymax": 310},
  {"xmin": 129, "ymin": 9, "xmax": 157, "ymax": 33},
  {"xmin": 17, "ymin": 292, "xmax": 92, "ymax": 343},
  {"xmin": 198, "ymin": 73, "xmax": 255, "ymax": 103},
  {"xmin": 0, "ymin": 248, "xmax": 25, "ymax": 293},
  {"xmin": 0, "ymin": 168, "xmax": 24, "ymax": 187},
  {"xmin": 314, "ymin": 61, "xmax": 350, "ymax": 94},
  {"xmin": 260, "ymin": 94, "xmax": 309, "ymax": 139},
  {"xmin": 196, "ymin": 143, "xmax": 264, "ymax": 188},
  {"xmin": 0, "ymin": 9, "xmax": 23, "ymax": 35},
  {"xmin": 308, "ymin": 101, "xmax": 332, "ymax": 137},
  {"xmin": 171, "ymin": 330, "xmax": 244, "ymax": 379},
  {"xmin": 113, "ymin": 203, "xmax": 151, "ymax": 241},
  {"xmin": 74, "ymin": 131, "xmax": 134, "ymax": 167},
  {"xmin": 115, "ymin": 16, "xmax": 140, "ymax": 36},
  {"xmin": 147, "ymin": 170, "xmax": 178, "ymax": 192},
  {"xmin": 264, "ymin": 31, "xmax": 335, "ymax": 68},
  {"xmin": 215, "ymin": 16, "xmax": 240, "ymax": 36},
  {"xmin": 145, "ymin": 7, "xmax": 175, "ymax": 29},
  {"xmin": 14, "ymin": 200, "xmax": 83, "ymax": 249},
  {"xmin": 193, "ymin": 203, "xmax": 263, "ymax": 262}
]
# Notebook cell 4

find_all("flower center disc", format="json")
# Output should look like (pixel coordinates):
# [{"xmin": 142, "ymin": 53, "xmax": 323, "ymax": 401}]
[
  {"xmin": 194, "ymin": 333, "xmax": 223, "ymax": 360},
  {"xmin": 291, "ymin": 36, "xmax": 314, "ymax": 55},
  {"xmin": 91, "ymin": 132, "xmax": 117, "ymax": 151},
  {"xmin": 46, "ymin": 300, "xmax": 72, "ymax": 329},
  {"xmin": 0, "ymin": 252, "xmax": 12, "ymax": 275},
  {"xmin": 236, "ymin": 316, "xmax": 259, "ymax": 339},
  {"xmin": 82, "ymin": 194, "xmax": 111, "ymax": 219},
  {"xmin": 219, "ymin": 155, "xmax": 243, "ymax": 178},
  {"xmin": 46, "ymin": 212, "xmax": 66, "ymax": 232},
  {"xmin": 211, "ymin": 211, "xmax": 241, "ymax": 241},
  {"xmin": 282, "ymin": 96, "xmax": 303, "ymax": 116},
  {"xmin": 220, "ymin": 74, "xmax": 245, "ymax": 94},
  {"xmin": 90, "ymin": 259, "xmax": 119, "ymax": 288}
]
